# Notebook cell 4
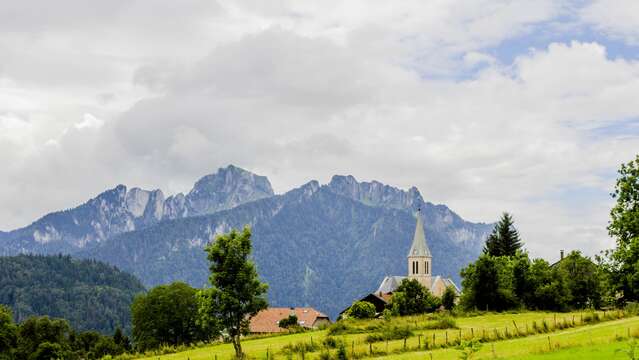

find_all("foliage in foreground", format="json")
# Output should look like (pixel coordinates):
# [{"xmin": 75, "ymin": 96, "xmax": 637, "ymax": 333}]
[
  {"xmin": 390, "ymin": 279, "xmax": 441, "ymax": 315},
  {"xmin": 131, "ymin": 282, "xmax": 208, "ymax": 351},
  {"xmin": 607, "ymin": 154, "xmax": 639, "ymax": 303},
  {"xmin": 197, "ymin": 226, "xmax": 269, "ymax": 359},
  {"xmin": 346, "ymin": 301, "xmax": 376, "ymax": 319}
]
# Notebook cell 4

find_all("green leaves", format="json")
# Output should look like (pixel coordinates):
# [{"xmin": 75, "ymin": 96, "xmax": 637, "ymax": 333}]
[
  {"xmin": 483, "ymin": 212, "xmax": 522, "ymax": 257},
  {"xmin": 131, "ymin": 282, "xmax": 209, "ymax": 351},
  {"xmin": 608, "ymin": 155, "xmax": 639, "ymax": 301},
  {"xmin": 390, "ymin": 279, "xmax": 440, "ymax": 316},
  {"xmin": 346, "ymin": 301, "xmax": 376, "ymax": 319},
  {"xmin": 198, "ymin": 226, "xmax": 269, "ymax": 358}
]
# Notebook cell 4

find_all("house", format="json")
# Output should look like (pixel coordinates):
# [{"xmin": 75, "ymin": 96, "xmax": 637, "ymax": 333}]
[
  {"xmin": 340, "ymin": 210, "xmax": 461, "ymax": 316},
  {"xmin": 249, "ymin": 307, "xmax": 330, "ymax": 334}
]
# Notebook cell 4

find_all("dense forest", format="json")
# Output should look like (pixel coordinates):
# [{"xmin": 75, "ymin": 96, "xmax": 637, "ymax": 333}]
[{"xmin": 0, "ymin": 254, "xmax": 145, "ymax": 334}]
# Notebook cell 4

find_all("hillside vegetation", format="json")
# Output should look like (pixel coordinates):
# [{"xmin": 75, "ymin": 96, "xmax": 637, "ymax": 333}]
[{"xmin": 0, "ymin": 254, "xmax": 145, "ymax": 334}]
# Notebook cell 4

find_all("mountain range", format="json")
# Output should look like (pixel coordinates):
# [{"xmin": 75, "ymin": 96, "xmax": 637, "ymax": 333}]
[{"xmin": 0, "ymin": 165, "xmax": 493, "ymax": 318}]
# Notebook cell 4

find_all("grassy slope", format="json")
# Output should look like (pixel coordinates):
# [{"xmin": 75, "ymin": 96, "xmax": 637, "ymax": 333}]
[
  {"xmin": 381, "ymin": 317, "xmax": 639, "ymax": 360},
  {"xmin": 135, "ymin": 312, "xmax": 636, "ymax": 360}
]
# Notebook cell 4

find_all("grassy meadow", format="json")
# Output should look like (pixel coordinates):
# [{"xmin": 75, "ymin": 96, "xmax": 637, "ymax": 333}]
[{"xmin": 132, "ymin": 310, "xmax": 638, "ymax": 360}]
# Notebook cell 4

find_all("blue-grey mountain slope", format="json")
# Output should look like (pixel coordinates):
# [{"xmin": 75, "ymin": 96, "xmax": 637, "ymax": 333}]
[{"xmin": 79, "ymin": 179, "xmax": 492, "ymax": 319}]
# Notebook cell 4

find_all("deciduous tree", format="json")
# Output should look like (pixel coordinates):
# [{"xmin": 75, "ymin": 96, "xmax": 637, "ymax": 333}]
[
  {"xmin": 131, "ymin": 282, "xmax": 207, "ymax": 351},
  {"xmin": 608, "ymin": 154, "xmax": 639, "ymax": 301},
  {"xmin": 197, "ymin": 226, "xmax": 268, "ymax": 359}
]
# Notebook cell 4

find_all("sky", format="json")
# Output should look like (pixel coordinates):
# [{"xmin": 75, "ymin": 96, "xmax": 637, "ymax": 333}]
[{"xmin": 1, "ymin": 0, "xmax": 639, "ymax": 261}]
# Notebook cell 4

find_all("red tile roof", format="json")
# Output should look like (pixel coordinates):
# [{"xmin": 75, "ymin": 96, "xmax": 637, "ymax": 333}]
[{"xmin": 249, "ymin": 307, "xmax": 330, "ymax": 333}]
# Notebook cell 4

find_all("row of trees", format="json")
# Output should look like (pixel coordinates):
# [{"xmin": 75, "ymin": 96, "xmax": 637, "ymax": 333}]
[
  {"xmin": 460, "ymin": 249, "xmax": 607, "ymax": 311},
  {"xmin": 0, "ymin": 305, "xmax": 130, "ymax": 360}
]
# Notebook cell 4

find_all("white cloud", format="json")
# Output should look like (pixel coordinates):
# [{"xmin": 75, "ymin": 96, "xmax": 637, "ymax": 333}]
[
  {"xmin": 580, "ymin": 0, "xmax": 639, "ymax": 45},
  {"xmin": 0, "ymin": 1, "xmax": 636, "ymax": 263},
  {"xmin": 74, "ymin": 113, "xmax": 104, "ymax": 130}
]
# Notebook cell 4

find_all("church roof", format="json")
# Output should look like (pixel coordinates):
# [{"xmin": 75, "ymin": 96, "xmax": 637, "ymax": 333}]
[
  {"xmin": 375, "ymin": 275, "xmax": 460, "ymax": 295},
  {"xmin": 408, "ymin": 213, "xmax": 431, "ymax": 257},
  {"xmin": 376, "ymin": 276, "xmax": 406, "ymax": 294}
]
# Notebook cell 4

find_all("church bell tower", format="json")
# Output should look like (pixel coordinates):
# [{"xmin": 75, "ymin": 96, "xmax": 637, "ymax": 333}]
[{"xmin": 407, "ymin": 209, "xmax": 432, "ymax": 290}]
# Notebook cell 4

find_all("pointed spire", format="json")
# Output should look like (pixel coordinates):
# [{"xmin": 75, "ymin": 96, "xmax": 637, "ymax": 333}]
[{"xmin": 408, "ymin": 209, "xmax": 431, "ymax": 257}]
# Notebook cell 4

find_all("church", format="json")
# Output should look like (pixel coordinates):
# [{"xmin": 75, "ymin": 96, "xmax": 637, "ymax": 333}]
[
  {"xmin": 341, "ymin": 212, "xmax": 460, "ymax": 316},
  {"xmin": 376, "ymin": 212, "xmax": 460, "ymax": 298}
]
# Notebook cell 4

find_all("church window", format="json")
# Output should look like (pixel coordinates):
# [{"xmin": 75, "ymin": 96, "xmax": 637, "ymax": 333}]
[{"xmin": 416, "ymin": 261, "xmax": 419, "ymax": 274}]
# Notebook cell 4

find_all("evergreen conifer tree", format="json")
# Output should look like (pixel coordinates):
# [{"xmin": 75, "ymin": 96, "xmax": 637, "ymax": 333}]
[{"xmin": 483, "ymin": 212, "xmax": 522, "ymax": 257}]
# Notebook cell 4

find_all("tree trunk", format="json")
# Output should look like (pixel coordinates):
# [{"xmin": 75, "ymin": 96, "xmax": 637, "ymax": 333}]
[{"xmin": 233, "ymin": 334, "xmax": 243, "ymax": 359}]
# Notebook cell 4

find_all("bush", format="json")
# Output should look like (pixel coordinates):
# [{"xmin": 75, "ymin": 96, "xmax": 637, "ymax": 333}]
[
  {"xmin": 442, "ymin": 286, "xmax": 457, "ymax": 310},
  {"xmin": 322, "ymin": 337, "xmax": 339, "ymax": 349},
  {"xmin": 282, "ymin": 341, "xmax": 319, "ymax": 354},
  {"xmin": 424, "ymin": 316, "xmax": 458, "ymax": 330},
  {"xmin": 390, "ymin": 279, "xmax": 440, "ymax": 315},
  {"xmin": 346, "ymin": 301, "xmax": 376, "ymax": 319},
  {"xmin": 327, "ymin": 322, "xmax": 360, "ymax": 336},
  {"xmin": 625, "ymin": 302, "xmax": 639, "ymax": 316},
  {"xmin": 365, "ymin": 325, "xmax": 413, "ymax": 343},
  {"xmin": 279, "ymin": 315, "xmax": 299, "ymax": 329}
]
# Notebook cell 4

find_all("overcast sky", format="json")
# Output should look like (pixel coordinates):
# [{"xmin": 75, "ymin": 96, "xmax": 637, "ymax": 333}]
[{"xmin": 1, "ymin": 1, "xmax": 639, "ymax": 261}]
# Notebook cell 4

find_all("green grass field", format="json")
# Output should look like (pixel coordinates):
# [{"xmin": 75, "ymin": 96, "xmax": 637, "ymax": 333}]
[{"xmin": 133, "ymin": 311, "xmax": 638, "ymax": 360}]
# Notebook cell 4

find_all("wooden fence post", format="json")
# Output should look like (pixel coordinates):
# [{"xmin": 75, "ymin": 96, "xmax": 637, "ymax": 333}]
[{"xmin": 445, "ymin": 331, "xmax": 448, "ymax": 345}]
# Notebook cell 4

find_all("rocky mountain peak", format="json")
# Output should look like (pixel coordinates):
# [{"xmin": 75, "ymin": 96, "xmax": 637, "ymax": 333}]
[
  {"xmin": 327, "ymin": 175, "xmax": 424, "ymax": 210},
  {"xmin": 185, "ymin": 165, "xmax": 275, "ymax": 217}
]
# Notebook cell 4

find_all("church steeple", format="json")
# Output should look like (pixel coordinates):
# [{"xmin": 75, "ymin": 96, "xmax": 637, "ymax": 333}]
[
  {"xmin": 408, "ymin": 213, "xmax": 431, "ymax": 257},
  {"xmin": 407, "ymin": 209, "xmax": 432, "ymax": 289}
]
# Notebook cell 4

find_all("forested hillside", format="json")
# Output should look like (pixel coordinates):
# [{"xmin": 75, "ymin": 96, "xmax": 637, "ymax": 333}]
[
  {"xmin": 81, "ymin": 181, "xmax": 492, "ymax": 318},
  {"xmin": 0, "ymin": 254, "xmax": 145, "ymax": 334}
]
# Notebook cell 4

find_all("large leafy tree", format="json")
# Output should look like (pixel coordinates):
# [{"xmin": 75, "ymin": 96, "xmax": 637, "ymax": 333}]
[
  {"xmin": 15, "ymin": 316, "xmax": 73, "ymax": 360},
  {"xmin": 131, "ymin": 282, "xmax": 208, "ymax": 351},
  {"xmin": 460, "ymin": 255, "xmax": 518, "ymax": 311},
  {"xmin": 197, "ymin": 226, "xmax": 268, "ymax": 359},
  {"xmin": 608, "ymin": 154, "xmax": 639, "ymax": 301},
  {"xmin": 390, "ymin": 279, "xmax": 440, "ymax": 315},
  {"xmin": 557, "ymin": 251, "xmax": 604, "ymax": 308},
  {"xmin": 483, "ymin": 213, "xmax": 523, "ymax": 257}
]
